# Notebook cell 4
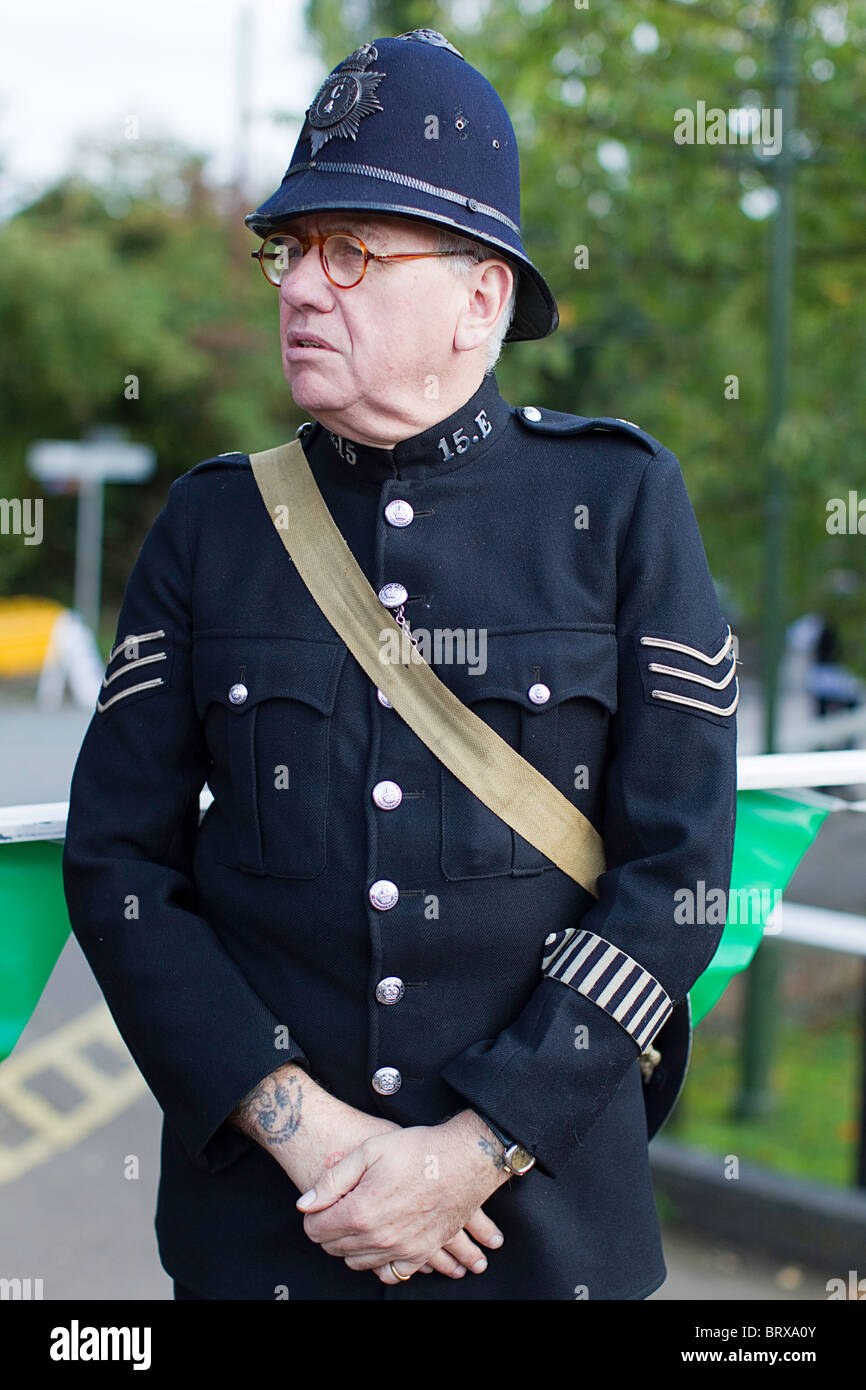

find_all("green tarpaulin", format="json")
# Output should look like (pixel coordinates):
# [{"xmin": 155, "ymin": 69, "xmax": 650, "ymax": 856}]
[
  {"xmin": 0, "ymin": 841, "xmax": 69, "ymax": 1060},
  {"xmin": 690, "ymin": 790, "xmax": 829, "ymax": 1024}
]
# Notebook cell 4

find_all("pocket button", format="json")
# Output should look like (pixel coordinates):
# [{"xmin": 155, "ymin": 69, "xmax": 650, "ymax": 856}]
[
  {"xmin": 528, "ymin": 682, "xmax": 551, "ymax": 704},
  {"xmin": 372, "ymin": 780, "xmax": 403, "ymax": 810}
]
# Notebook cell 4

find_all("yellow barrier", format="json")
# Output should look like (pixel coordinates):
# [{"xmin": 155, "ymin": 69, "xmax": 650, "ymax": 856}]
[{"xmin": 0, "ymin": 597, "xmax": 66, "ymax": 677}]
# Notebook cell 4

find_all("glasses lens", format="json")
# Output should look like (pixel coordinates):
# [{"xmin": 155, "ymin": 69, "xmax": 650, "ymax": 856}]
[
  {"xmin": 322, "ymin": 234, "xmax": 366, "ymax": 287},
  {"xmin": 260, "ymin": 235, "xmax": 303, "ymax": 284}
]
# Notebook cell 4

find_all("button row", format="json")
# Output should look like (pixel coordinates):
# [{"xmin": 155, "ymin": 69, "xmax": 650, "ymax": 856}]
[
  {"xmin": 371, "ymin": 452, "xmax": 552, "ymax": 1099},
  {"xmin": 368, "ymin": 875, "xmax": 403, "ymax": 1088},
  {"xmin": 230, "ymin": 681, "xmax": 550, "ymax": 711}
]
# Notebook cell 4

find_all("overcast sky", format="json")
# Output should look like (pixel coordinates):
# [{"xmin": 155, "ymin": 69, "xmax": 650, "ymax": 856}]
[{"xmin": 0, "ymin": 0, "xmax": 328, "ymax": 219}]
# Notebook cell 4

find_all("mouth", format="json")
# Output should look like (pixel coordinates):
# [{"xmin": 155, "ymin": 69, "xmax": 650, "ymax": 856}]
[{"xmin": 286, "ymin": 332, "xmax": 335, "ymax": 355}]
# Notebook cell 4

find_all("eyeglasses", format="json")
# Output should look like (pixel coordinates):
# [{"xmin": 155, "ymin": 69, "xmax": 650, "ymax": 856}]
[{"xmin": 251, "ymin": 231, "xmax": 466, "ymax": 290}]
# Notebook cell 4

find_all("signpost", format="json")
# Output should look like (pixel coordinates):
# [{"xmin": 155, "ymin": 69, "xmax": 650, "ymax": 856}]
[{"xmin": 27, "ymin": 428, "xmax": 155, "ymax": 638}]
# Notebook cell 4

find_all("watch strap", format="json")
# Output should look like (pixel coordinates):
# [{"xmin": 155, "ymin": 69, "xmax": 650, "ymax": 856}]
[{"xmin": 475, "ymin": 1109, "xmax": 527, "ymax": 1162}]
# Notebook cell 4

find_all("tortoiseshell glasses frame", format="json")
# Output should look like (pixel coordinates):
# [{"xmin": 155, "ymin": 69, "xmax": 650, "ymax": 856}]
[{"xmin": 251, "ymin": 230, "xmax": 468, "ymax": 290}]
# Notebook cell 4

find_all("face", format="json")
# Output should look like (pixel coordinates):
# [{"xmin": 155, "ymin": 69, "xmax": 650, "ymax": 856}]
[{"xmin": 271, "ymin": 210, "xmax": 512, "ymax": 446}]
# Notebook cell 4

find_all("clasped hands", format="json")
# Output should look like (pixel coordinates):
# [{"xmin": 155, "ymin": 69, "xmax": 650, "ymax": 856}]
[{"xmin": 294, "ymin": 1113, "xmax": 510, "ymax": 1285}]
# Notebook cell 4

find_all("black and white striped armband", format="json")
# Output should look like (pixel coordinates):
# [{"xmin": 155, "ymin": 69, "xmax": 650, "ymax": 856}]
[{"xmin": 541, "ymin": 927, "xmax": 673, "ymax": 1052}]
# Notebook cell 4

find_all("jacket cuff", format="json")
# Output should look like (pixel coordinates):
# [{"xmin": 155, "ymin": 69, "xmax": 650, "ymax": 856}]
[
  {"xmin": 439, "ymin": 978, "xmax": 643, "ymax": 1179},
  {"xmin": 192, "ymin": 1043, "xmax": 313, "ymax": 1174}
]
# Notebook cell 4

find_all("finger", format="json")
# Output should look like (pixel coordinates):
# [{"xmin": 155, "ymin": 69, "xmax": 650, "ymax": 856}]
[
  {"xmin": 424, "ymin": 1248, "xmax": 468, "ymax": 1279},
  {"xmin": 464, "ymin": 1208, "xmax": 506, "ymax": 1250},
  {"xmin": 296, "ymin": 1143, "xmax": 371, "ymax": 1213},
  {"xmin": 442, "ymin": 1229, "xmax": 489, "ymax": 1273}
]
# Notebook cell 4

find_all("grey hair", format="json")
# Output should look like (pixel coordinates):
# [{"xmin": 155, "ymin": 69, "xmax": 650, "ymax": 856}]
[{"xmin": 434, "ymin": 227, "xmax": 518, "ymax": 373}]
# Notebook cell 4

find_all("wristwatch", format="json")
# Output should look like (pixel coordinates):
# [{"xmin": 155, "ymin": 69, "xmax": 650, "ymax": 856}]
[{"xmin": 474, "ymin": 1110, "xmax": 536, "ymax": 1176}]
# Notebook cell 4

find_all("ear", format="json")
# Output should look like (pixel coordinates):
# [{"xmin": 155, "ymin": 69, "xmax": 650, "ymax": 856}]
[{"xmin": 453, "ymin": 260, "xmax": 514, "ymax": 353}]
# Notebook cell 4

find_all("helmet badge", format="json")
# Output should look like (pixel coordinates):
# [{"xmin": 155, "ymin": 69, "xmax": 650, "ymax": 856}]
[{"xmin": 303, "ymin": 43, "xmax": 386, "ymax": 158}]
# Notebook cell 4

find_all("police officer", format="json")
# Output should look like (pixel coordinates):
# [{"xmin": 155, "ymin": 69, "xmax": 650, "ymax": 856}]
[{"xmin": 62, "ymin": 30, "xmax": 738, "ymax": 1300}]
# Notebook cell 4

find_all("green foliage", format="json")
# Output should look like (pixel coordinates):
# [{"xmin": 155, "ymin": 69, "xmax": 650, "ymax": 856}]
[
  {"xmin": 675, "ymin": 1010, "xmax": 860, "ymax": 1187},
  {"xmin": 0, "ymin": 143, "xmax": 298, "ymax": 605}
]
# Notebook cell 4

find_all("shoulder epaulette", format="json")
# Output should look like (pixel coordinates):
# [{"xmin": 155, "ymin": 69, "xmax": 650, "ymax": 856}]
[
  {"xmin": 183, "ymin": 452, "xmax": 251, "ymax": 478},
  {"xmin": 513, "ymin": 405, "xmax": 664, "ymax": 456}
]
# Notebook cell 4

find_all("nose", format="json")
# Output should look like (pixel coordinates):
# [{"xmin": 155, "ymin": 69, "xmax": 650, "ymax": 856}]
[{"xmin": 278, "ymin": 241, "xmax": 336, "ymax": 311}]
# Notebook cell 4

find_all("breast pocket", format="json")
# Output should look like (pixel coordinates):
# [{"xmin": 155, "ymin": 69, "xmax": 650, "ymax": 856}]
[
  {"xmin": 436, "ymin": 626, "xmax": 618, "ymax": 881},
  {"xmin": 192, "ymin": 634, "xmax": 348, "ymax": 878}
]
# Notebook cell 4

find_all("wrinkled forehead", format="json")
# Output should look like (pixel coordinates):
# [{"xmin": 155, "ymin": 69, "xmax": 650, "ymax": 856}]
[{"xmin": 274, "ymin": 210, "xmax": 434, "ymax": 246}]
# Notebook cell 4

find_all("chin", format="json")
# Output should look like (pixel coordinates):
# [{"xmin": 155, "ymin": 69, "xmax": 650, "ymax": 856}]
[{"xmin": 284, "ymin": 367, "xmax": 345, "ymax": 413}]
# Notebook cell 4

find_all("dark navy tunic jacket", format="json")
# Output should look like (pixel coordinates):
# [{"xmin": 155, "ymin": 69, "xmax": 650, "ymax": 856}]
[{"xmin": 61, "ymin": 371, "xmax": 737, "ymax": 1300}]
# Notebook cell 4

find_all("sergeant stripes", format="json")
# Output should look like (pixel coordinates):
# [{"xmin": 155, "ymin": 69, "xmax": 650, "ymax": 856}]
[
  {"xmin": 639, "ymin": 624, "xmax": 739, "ymax": 718},
  {"xmin": 542, "ymin": 928, "xmax": 674, "ymax": 1050},
  {"xmin": 96, "ymin": 628, "xmax": 167, "ymax": 713}
]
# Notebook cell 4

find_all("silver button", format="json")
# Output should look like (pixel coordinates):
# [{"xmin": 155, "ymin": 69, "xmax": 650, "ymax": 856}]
[
  {"xmin": 375, "ymin": 976, "xmax": 405, "ymax": 1005},
  {"xmin": 295, "ymin": 421, "xmax": 313, "ymax": 439},
  {"xmin": 376, "ymin": 688, "xmax": 394, "ymax": 709},
  {"xmin": 384, "ymin": 499, "xmax": 414, "ymax": 527},
  {"xmin": 228, "ymin": 683, "xmax": 249, "ymax": 704},
  {"xmin": 528, "ymin": 682, "xmax": 551, "ymax": 704},
  {"xmin": 372, "ymin": 780, "xmax": 402, "ymax": 810},
  {"xmin": 369, "ymin": 879, "xmax": 399, "ymax": 911},
  {"xmin": 521, "ymin": 405, "xmax": 542, "ymax": 422},
  {"xmin": 378, "ymin": 581, "xmax": 408, "ymax": 607},
  {"xmin": 372, "ymin": 1066, "xmax": 402, "ymax": 1095}
]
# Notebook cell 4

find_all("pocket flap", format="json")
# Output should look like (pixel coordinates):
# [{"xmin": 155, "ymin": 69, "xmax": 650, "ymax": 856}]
[
  {"xmin": 431, "ymin": 626, "xmax": 618, "ymax": 714},
  {"xmin": 192, "ymin": 634, "xmax": 348, "ymax": 718}
]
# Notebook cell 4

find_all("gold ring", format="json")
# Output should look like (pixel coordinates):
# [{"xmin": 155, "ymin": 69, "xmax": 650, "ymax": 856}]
[{"xmin": 389, "ymin": 1261, "xmax": 412, "ymax": 1281}]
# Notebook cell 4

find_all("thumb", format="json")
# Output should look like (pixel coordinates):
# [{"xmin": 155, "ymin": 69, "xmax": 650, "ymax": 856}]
[{"xmin": 296, "ymin": 1143, "xmax": 371, "ymax": 1212}]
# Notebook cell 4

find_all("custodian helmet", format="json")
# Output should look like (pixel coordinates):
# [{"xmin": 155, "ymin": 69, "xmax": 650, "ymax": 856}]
[{"xmin": 244, "ymin": 28, "xmax": 559, "ymax": 344}]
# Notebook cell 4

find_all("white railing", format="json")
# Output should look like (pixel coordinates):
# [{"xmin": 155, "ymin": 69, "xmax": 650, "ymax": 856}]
[{"xmin": 3, "ymin": 750, "xmax": 865, "ymax": 956}]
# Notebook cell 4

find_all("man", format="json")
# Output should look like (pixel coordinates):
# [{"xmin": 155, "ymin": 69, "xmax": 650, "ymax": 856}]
[{"xmin": 62, "ymin": 29, "xmax": 737, "ymax": 1300}]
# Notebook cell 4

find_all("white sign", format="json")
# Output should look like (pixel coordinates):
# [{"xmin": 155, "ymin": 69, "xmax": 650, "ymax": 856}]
[{"xmin": 27, "ymin": 440, "xmax": 155, "ymax": 483}]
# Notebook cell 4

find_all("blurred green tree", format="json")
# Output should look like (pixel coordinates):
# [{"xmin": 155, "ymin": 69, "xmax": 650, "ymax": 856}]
[{"xmin": 0, "ymin": 137, "xmax": 299, "ymax": 610}]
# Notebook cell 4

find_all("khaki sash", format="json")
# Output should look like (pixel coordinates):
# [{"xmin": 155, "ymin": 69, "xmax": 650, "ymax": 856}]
[{"xmin": 249, "ymin": 438, "xmax": 607, "ymax": 898}]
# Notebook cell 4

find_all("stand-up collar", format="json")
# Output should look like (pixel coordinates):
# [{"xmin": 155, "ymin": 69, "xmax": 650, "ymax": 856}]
[{"xmin": 303, "ymin": 371, "xmax": 513, "ymax": 484}]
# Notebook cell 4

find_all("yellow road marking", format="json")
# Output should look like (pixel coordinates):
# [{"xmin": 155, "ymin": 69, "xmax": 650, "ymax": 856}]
[{"xmin": 0, "ymin": 1003, "xmax": 148, "ymax": 1185}]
